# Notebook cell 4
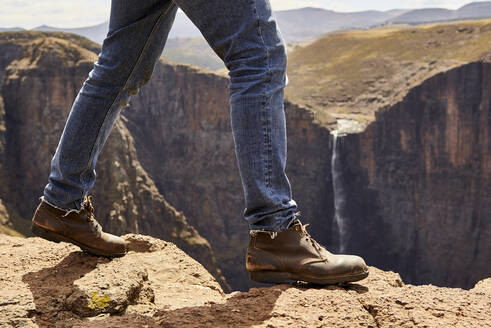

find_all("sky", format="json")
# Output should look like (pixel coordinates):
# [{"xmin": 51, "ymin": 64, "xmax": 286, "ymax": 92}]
[{"xmin": 0, "ymin": 0, "xmax": 479, "ymax": 29}]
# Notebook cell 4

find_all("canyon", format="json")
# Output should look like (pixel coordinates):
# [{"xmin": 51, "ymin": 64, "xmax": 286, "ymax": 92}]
[{"xmin": 0, "ymin": 23, "xmax": 489, "ymax": 293}]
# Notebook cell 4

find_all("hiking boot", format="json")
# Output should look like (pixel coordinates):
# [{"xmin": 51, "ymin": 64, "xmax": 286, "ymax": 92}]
[
  {"xmin": 31, "ymin": 196, "xmax": 127, "ymax": 257},
  {"xmin": 246, "ymin": 220, "xmax": 368, "ymax": 284}
]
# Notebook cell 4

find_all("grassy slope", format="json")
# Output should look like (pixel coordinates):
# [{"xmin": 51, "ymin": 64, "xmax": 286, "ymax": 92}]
[
  {"xmin": 286, "ymin": 19, "xmax": 491, "ymax": 127},
  {"xmin": 0, "ymin": 30, "xmax": 100, "ymax": 54}
]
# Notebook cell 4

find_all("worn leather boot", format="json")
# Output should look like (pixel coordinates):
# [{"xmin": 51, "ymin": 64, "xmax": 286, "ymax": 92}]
[
  {"xmin": 31, "ymin": 196, "xmax": 127, "ymax": 257},
  {"xmin": 246, "ymin": 220, "xmax": 368, "ymax": 284}
]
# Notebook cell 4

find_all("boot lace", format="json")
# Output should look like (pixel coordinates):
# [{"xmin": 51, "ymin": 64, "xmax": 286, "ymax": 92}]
[
  {"xmin": 60, "ymin": 196, "xmax": 102, "ymax": 233},
  {"xmin": 82, "ymin": 196, "xmax": 102, "ymax": 234},
  {"xmin": 293, "ymin": 213, "xmax": 328, "ymax": 261},
  {"xmin": 300, "ymin": 224, "xmax": 325, "ymax": 253}
]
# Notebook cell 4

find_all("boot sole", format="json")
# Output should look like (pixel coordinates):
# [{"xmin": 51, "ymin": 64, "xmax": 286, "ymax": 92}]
[
  {"xmin": 249, "ymin": 269, "xmax": 369, "ymax": 285},
  {"xmin": 31, "ymin": 223, "xmax": 126, "ymax": 258}
]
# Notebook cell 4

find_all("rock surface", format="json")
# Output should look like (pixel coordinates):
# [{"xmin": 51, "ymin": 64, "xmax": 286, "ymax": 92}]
[{"xmin": 0, "ymin": 234, "xmax": 489, "ymax": 328}]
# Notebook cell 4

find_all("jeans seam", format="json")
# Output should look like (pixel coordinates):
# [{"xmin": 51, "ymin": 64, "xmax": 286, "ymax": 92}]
[
  {"xmin": 252, "ymin": 0, "xmax": 273, "ymax": 190},
  {"xmin": 82, "ymin": 6, "xmax": 171, "ymax": 189}
]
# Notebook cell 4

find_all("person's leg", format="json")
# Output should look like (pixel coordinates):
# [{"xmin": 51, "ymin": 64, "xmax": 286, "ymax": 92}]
[
  {"xmin": 175, "ymin": 0, "xmax": 368, "ymax": 284},
  {"xmin": 174, "ymin": 0, "xmax": 297, "ymax": 232},
  {"xmin": 43, "ymin": 0, "xmax": 178, "ymax": 210},
  {"xmin": 32, "ymin": 0, "xmax": 178, "ymax": 257}
]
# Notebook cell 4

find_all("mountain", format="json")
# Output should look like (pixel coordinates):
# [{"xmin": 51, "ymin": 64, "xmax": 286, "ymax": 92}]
[
  {"xmin": 389, "ymin": 1, "xmax": 491, "ymax": 24},
  {"xmin": 33, "ymin": 21, "xmax": 109, "ymax": 45},
  {"xmin": 274, "ymin": 7, "xmax": 407, "ymax": 42},
  {"xmin": 286, "ymin": 19, "xmax": 491, "ymax": 288},
  {"xmin": 0, "ymin": 2, "xmax": 490, "ymax": 47},
  {"xmin": 0, "ymin": 27, "xmax": 24, "ymax": 32},
  {"xmin": 459, "ymin": 1, "xmax": 491, "ymax": 18},
  {"xmin": 31, "ymin": 10, "xmax": 202, "ymax": 45},
  {"xmin": 24, "ymin": 2, "xmax": 491, "ymax": 45},
  {"xmin": 25, "ymin": 7, "xmax": 410, "ymax": 45},
  {"xmin": 389, "ymin": 8, "xmax": 457, "ymax": 24}
]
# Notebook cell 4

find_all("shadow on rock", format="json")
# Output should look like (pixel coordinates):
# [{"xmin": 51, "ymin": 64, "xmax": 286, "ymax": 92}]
[
  {"xmin": 286, "ymin": 281, "xmax": 370, "ymax": 295},
  {"xmin": 77, "ymin": 285, "xmax": 285, "ymax": 328},
  {"xmin": 22, "ymin": 251, "xmax": 108, "ymax": 327},
  {"xmin": 154, "ymin": 285, "xmax": 284, "ymax": 328}
]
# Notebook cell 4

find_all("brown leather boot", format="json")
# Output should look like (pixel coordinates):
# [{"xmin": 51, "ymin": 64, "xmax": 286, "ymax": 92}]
[
  {"xmin": 31, "ymin": 196, "xmax": 127, "ymax": 257},
  {"xmin": 246, "ymin": 220, "xmax": 368, "ymax": 284}
]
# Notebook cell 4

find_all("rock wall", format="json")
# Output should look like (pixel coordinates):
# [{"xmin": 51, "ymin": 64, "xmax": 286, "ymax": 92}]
[{"xmin": 338, "ymin": 62, "xmax": 491, "ymax": 288}]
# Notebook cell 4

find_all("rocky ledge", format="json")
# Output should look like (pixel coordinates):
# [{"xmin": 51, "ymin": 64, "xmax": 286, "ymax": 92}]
[{"xmin": 0, "ymin": 234, "xmax": 489, "ymax": 328}]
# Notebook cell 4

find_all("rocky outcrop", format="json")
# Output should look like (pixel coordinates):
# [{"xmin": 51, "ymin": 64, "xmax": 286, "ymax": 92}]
[
  {"xmin": 337, "ymin": 62, "xmax": 491, "ymax": 289},
  {"xmin": 0, "ymin": 234, "xmax": 489, "ymax": 328},
  {"xmin": 0, "ymin": 32, "xmax": 227, "ymax": 289},
  {"xmin": 0, "ymin": 234, "xmax": 223, "ymax": 327}
]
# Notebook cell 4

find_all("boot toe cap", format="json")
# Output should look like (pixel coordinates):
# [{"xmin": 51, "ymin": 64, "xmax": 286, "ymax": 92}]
[
  {"xmin": 333, "ymin": 254, "xmax": 368, "ymax": 275},
  {"xmin": 101, "ymin": 233, "xmax": 128, "ymax": 256},
  {"xmin": 349, "ymin": 255, "xmax": 368, "ymax": 274}
]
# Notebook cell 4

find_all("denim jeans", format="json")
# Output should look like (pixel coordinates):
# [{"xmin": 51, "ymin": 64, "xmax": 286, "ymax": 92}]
[{"xmin": 43, "ymin": 0, "xmax": 298, "ymax": 232}]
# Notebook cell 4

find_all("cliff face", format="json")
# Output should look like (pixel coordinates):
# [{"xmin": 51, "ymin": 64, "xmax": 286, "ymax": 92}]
[
  {"xmin": 0, "ymin": 32, "xmax": 227, "ymax": 289},
  {"xmin": 337, "ymin": 62, "xmax": 491, "ymax": 288},
  {"xmin": 1, "ymin": 234, "xmax": 489, "ymax": 328}
]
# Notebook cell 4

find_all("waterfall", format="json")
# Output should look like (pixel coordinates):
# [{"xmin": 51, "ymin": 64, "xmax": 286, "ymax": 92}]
[{"xmin": 331, "ymin": 132, "xmax": 347, "ymax": 253}]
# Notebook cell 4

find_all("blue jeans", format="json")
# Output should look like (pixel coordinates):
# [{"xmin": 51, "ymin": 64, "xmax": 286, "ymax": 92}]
[{"xmin": 43, "ymin": 0, "xmax": 297, "ymax": 232}]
